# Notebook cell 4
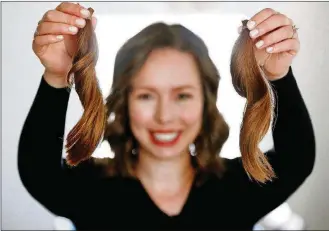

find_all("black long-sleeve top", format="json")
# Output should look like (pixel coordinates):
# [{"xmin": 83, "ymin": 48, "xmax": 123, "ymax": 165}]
[{"xmin": 17, "ymin": 66, "xmax": 315, "ymax": 230}]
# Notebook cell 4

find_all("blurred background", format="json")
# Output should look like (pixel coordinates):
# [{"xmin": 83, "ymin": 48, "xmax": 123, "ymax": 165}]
[{"xmin": 2, "ymin": 1, "xmax": 329, "ymax": 230}]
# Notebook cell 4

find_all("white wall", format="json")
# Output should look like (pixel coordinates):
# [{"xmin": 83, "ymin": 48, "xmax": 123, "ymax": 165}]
[{"xmin": 2, "ymin": 2, "xmax": 329, "ymax": 230}]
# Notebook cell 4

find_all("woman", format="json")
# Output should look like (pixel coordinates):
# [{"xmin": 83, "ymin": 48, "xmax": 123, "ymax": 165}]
[{"xmin": 18, "ymin": 2, "xmax": 315, "ymax": 230}]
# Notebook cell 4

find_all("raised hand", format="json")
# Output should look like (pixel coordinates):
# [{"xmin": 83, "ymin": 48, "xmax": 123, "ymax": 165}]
[
  {"xmin": 32, "ymin": 2, "xmax": 97, "ymax": 87},
  {"xmin": 244, "ymin": 8, "xmax": 300, "ymax": 80}
]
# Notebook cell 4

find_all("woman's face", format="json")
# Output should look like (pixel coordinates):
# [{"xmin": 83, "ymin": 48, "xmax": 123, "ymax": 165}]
[{"xmin": 128, "ymin": 48, "xmax": 203, "ymax": 160}]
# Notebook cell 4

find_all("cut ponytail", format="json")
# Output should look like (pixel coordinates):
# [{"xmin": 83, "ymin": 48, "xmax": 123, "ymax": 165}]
[
  {"xmin": 65, "ymin": 8, "xmax": 106, "ymax": 166},
  {"xmin": 230, "ymin": 19, "xmax": 277, "ymax": 183}
]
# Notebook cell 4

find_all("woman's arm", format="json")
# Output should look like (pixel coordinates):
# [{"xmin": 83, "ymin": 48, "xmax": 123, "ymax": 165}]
[
  {"xmin": 225, "ymin": 66, "xmax": 316, "ymax": 224},
  {"xmin": 17, "ymin": 76, "xmax": 103, "ymax": 219}
]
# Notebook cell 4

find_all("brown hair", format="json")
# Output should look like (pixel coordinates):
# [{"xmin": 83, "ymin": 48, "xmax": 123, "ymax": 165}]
[
  {"xmin": 230, "ymin": 19, "xmax": 276, "ymax": 183},
  {"xmin": 102, "ymin": 22, "xmax": 230, "ymax": 184},
  {"xmin": 64, "ymin": 8, "xmax": 107, "ymax": 166},
  {"xmin": 65, "ymin": 18, "xmax": 276, "ymax": 184}
]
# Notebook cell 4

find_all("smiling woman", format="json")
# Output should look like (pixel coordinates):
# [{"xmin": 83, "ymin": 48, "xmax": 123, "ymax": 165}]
[
  {"xmin": 99, "ymin": 21, "xmax": 231, "ymax": 188},
  {"xmin": 87, "ymin": 13, "xmax": 249, "ymax": 160},
  {"xmin": 18, "ymin": 2, "xmax": 315, "ymax": 230}
]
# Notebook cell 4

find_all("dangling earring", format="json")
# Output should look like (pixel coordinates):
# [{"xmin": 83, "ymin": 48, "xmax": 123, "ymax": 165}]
[
  {"xmin": 132, "ymin": 148, "xmax": 138, "ymax": 155},
  {"xmin": 131, "ymin": 139, "xmax": 138, "ymax": 156},
  {"xmin": 108, "ymin": 112, "xmax": 115, "ymax": 123},
  {"xmin": 189, "ymin": 143, "xmax": 197, "ymax": 156}
]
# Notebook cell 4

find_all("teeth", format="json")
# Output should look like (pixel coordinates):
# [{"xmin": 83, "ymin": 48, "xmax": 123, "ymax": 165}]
[{"xmin": 153, "ymin": 133, "xmax": 178, "ymax": 142}]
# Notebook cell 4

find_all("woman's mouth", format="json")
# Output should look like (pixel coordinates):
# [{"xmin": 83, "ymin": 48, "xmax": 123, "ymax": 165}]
[{"xmin": 149, "ymin": 131, "xmax": 181, "ymax": 146}]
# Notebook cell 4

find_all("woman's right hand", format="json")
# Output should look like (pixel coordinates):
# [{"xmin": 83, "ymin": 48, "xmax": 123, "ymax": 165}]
[{"xmin": 32, "ymin": 2, "xmax": 97, "ymax": 88}]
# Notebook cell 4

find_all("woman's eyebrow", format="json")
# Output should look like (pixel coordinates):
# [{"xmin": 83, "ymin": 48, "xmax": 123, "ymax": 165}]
[
  {"xmin": 172, "ymin": 85, "xmax": 197, "ymax": 91},
  {"xmin": 133, "ymin": 85, "xmax": 197, "ymax": 91}
]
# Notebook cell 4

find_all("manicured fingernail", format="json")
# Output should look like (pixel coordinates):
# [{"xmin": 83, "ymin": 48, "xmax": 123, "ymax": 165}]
[
  {"xmin": 76, "ymin": 18, "xmax": 86, "ymax": 27},
  {"xmin": 56, "ymin": 35, "xmax": 64, "ymax": 40},
  {"xmin": 80, "ymin": 9, "xmax": 90, "ymax": 18},
  {"xmin": 68, "ymin": 26, "xmax": 78, "ymax": 34},
  {"xmin": 247, "ymin": 20, "xmax": 256, "ymax": 30},
  {"xmin": 249, "ymin": 29, "xmax": 259, "ymax": 38},
  {"xmin": 256, "ymin": 40, "xmax": 264, "ymax": 48},
  {"xmin": 266, "ymin": 47, "xmax": 274, "ymax": 53}
]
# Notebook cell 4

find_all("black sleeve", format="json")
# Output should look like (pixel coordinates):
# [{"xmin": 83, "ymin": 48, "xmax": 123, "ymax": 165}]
[
  {"xmin": 225, "ymin": 66, "xmax": 316, "ymax": 225},
  {"xmin": 17, "ymin": 76, "xmax": 106, "ymax": 219}
]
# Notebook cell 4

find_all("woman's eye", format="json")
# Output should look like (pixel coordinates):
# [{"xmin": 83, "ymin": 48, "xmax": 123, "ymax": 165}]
[
  {"xmin": 178, "ymin": 93, "xmax": 192, "ymax": 100},
  {"xmin": 137, "ymin": 94, "xmax": 152, "ymax": 100}
]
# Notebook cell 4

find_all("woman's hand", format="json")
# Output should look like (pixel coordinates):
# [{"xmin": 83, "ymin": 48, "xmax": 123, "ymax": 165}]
[
  {"xmin": 32, "ymin": 2, "xmax": 97, "ymax": 87},
  {"xmin": 245, "ymin": 8, "xmax": 300, "ymax": 81}
]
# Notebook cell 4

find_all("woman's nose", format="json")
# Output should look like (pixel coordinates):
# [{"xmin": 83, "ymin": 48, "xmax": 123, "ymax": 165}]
[{"xmin": 155, "ymin": 99, "xmax": 175, "ymax": 124}]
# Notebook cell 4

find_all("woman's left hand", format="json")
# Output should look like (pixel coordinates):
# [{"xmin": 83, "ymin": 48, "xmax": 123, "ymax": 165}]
[{"xmin": 245, "ymin": 8, "xmax": 300, "ymax": 81}]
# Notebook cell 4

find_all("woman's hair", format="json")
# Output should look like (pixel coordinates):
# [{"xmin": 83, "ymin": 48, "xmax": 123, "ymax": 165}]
[
  {"xmin": 65, "ymin": 8, "xmax": 107, "ymax": 166},
  {"xmin": 65, "ymin": 16, "xmax": 276, "ymax": 184},
  {"xmin": 230, "ymin": 19, "xmax": 276, "ymax": 183},
  {"xmin": 103, "ymin": 22, "xmax": 230, "ymax": 185}
]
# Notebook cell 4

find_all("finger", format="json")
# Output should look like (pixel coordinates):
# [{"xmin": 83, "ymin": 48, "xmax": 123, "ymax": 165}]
[
  {"xmin": 41, "ymin": 10, "xmax": 86, "ymax": 28},
  {"xmin": 37, "ymin": 22, "xmax": 79, "ymax": 36},
  {"xmin": 247, "ymin": 8, "xmax": 278, "ymax": 30},
  {"xmin": 33, "ymin": 34, "xmax": 64, "ymax": 46},
  {"xmin": 249, "ymin": 13, "xmax": 293, "ymax": 40},
  {"xmin": 55, "ymin": 2, "xmax": 91, "ymax": 19},
  {"xmin": 264, "ymin": 38, "xmax": 300, "ymax": 55},
  {"xmin": 254, "ymin": 25, "xmax": 295, "ymax": 49}
]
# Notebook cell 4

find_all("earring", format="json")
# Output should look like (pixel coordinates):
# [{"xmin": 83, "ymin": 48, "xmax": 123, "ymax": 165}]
[
  {"xmin": 108, "ymin": 112, "xmax": 115, "ymax": 123},
  {"xmin": 68, "ymin": 73, "xmax": 75, "ymax": 89},
  {"xmin": 132, "ymin": 148, "xmax": 138, "ymax": 155},
  {"xmin": 189, "ymin": 143, "xmax": 197, "ymax": 156}
]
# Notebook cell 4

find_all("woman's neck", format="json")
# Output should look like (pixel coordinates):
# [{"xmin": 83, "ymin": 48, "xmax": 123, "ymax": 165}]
[{"xmin": 135, "ymin": 149, "xmax": 195, "ymax": 195}]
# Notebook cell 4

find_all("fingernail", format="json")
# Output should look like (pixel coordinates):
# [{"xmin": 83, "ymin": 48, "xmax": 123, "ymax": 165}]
[
  {"xmin": 266, "ymin": 47, "xmax": 274, "ymax": 53},
  {"xmin": 75, "ymin": 18, "xmax": 86, "ymax": 27},
  {"xmin": 256, "ymin": 40, "xmax": 264, "ymax": 48},
  {"xmin": 56, "ymin": 35, "xmax": 64, "ymax": 40},
  {"xmin": 80, "ymin": 9, "xmax": 90, "ymax": 18},
  {"xmin": 247, "ymin": 20, "xmax": 256, "ymax": 30},
  {"xmin": 249, "ymin": 29, "xmax": 259, "ymax": 38},
  {"xmin": 68, "ymin": 26, "xmax": 78, "ymax": 34}
]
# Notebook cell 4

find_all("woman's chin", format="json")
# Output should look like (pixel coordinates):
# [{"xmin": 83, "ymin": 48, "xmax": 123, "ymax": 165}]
[{"xmin": 147, "ymin": 146, "xmax": 188, "ymax": 160}]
